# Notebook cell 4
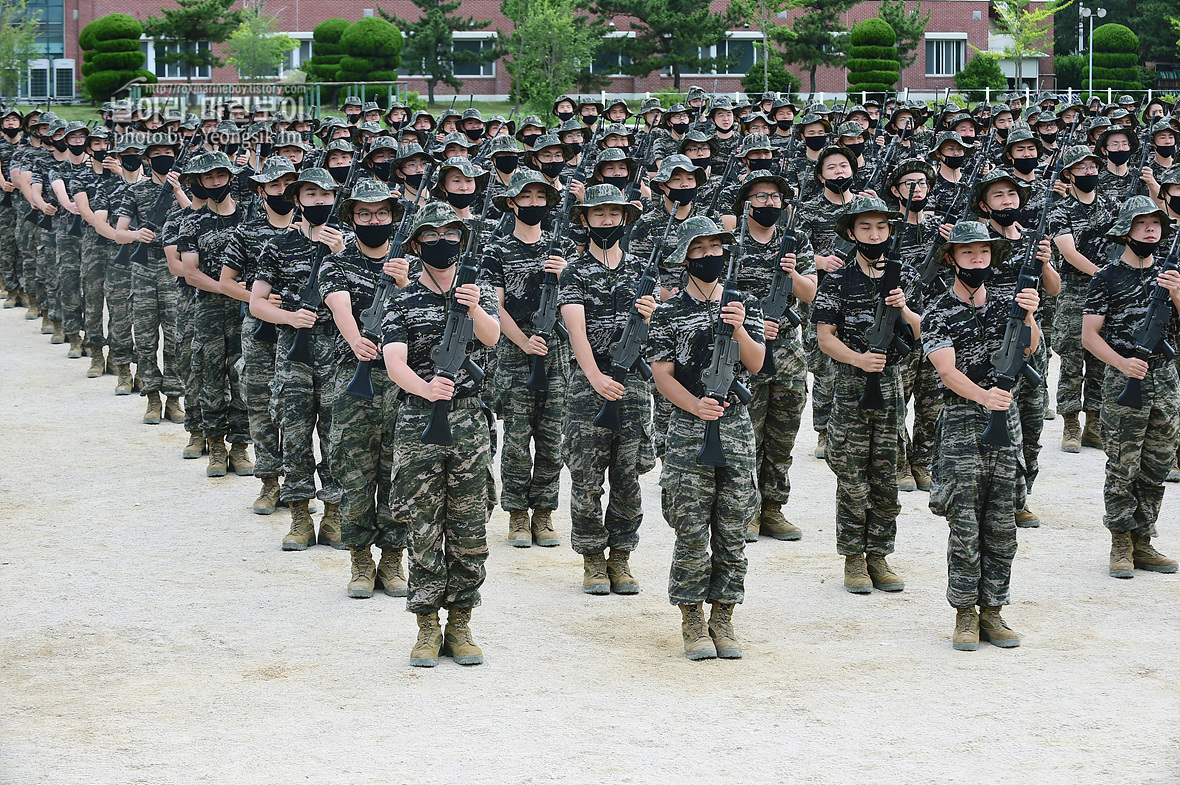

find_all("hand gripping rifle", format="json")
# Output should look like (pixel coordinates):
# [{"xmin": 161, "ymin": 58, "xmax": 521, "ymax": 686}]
[
  {"xmin": 420, "ymin": 192, "xmax": 495, "ymax": 446},
  {"xmin": 758, "ymin": 185, "xmax": 806, "ymax": 376},
  {"xmin": 1126, "ymin": 133, "xmax": 1153, "ymax": 200},
  {"xmin": 697, "ymin": 204, "xmax": 756, "ymax": 466},
  {"xmin": 1115, "ymin": 232, "xmax": 1180, "ymax": 410},
  {"xmin": 919, "ymin": 146, "xmax": 988, "ymax": 294},
  {"xmin": 344, "ymin": 163, "xmax": 434, "ymax": 400},
  {"xmin": 858, "ymin": 184, "xmax": 917, "ymax": 410},
  {"xmin": 593, "ymin": 202, "xmax": 681, "ymax": 431},
  {"xmin": 124, "ymin": 132, "xmax": 201, "ymax": 266}
]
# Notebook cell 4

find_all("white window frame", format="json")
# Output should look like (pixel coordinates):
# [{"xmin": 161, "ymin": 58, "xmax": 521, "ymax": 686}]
[
  {"xmin": 234, "ymin": 32, "xmax": 312, "ymax": 80},
  {"xmin": 399, "ymin": 31, "xmax": 497, "ymax": 79},
  {"xmin": 589, "ymin": 30, "xmax": 635, "ymax": 76},
  {"xmin": 925, "ymin": 33, "xmax": 967, "ymax": 77},
  {"xmin": 141, "ymin": 38, "xmax": 213, "ymax": 80},
  {"xmin": 681, "ymin": 31, "xmax": 761, "ymax": 77}
]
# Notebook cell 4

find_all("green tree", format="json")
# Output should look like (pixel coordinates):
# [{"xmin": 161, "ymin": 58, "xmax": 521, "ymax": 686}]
[
  {"xmin": 590, "ymin": 0, "xmax": 742, "ymax": 90},
  {"xmin": 1135, "ymin": 0, "xmax": 1180, "ymax": 61},
  {"xmin": 301, "ymin": 18, "xmax": 349, "ymax": 83},
  {"xmin": 954, "ymin": 52, "xmax": 1008, "ymax": 102},
  {"xmin": 224, "ymin": 0, "xmax": 298, "ymax": 81},
  {"xmin": 502, "ymin": 0, "xmax": 605, "ymax": 116},
  {"xmin": 877, "ymin": 0, "xmax": 929, "ymax": 78},
  {"xmin": 740, "ymin": 41, "xmax": 801, "ymax": 97},
  {"xmin": 777, "ymin": 0, "xmax": 857, "ymax": 95},
  {"xmin": 0, "ymin": 0, "xmax": 40, "ymax": 97},
  {"xmin": 732, "ymin": 0, "xmax": 798, "ymax": 95},
  {"xmin": 336, "ymin": 15, "xmax": 404, "ymax": 86},
  {"xmin": 379, "ymin": 0, "xmax": 499, "ymax": 106},
  {"xmin": 142, "ymin": 0, "xmax": 246, "ymax": 83},
  {"xmin": 1055, "ymin": 52, "xmax": 1084, "ymax": 88},
  {"xmin": 846, "ymin": 17, "xmax": 899, "ymax": 99},
  {"xmin": 79, "ymin": 13, "xmax": 156, "ymax": 101},
  {"xmin": 1088, "ymin": 22, "xmax": 1142, "ymax": 90},
  {"xmin": 989, "ymin": 0, "xmax": 1074, "ymax": 87}
]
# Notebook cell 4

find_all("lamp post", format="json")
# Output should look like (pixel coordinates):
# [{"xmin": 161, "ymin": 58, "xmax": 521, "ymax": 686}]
[{"xmin": 1082, "ymin": 6, "xmax": 1107, "ymax": 99}]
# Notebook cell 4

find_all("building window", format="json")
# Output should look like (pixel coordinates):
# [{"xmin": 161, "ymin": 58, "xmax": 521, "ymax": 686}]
[
  {"xmin": 683, "ymin": 33, "xmax": 759, "ymax": 76},
  {"xmin": 925, "ymin": 37, "xmax": 965, "ymax": 77},
  {"xmin": 25, "ymin": 0, "xmax": 63, "ymax": 57},
  {"xmin": 590, "ymin": 31, "xmax": 634, "ymax": 75},
  {"xmin": 149, "ymin": 40, "xmax": 212, "ymax": 79},
  {"xmin": 452, "ymin": 34, "xmax": 495, "ymax": 77}
]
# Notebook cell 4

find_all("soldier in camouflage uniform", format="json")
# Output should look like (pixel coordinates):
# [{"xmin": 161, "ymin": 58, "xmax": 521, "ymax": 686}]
[
  {"xmin": 649, "ymin": 216, "xmax": 765, "ymax": 661},
  {"xmin": 1081, "ymin": 197, "xmax": 1180, "ymax": 579},
  {"xmin": 812, "ymin": 196, "xmax": 923, "ymax": 595},
  {"xmin": 251, "ymin": 168, "xmax": 349, "ymax": 551},
  {"xmin": 0, "ymin": 108, "xmax": 23, "ymax": 308},
  {"xmin": 47, "ymin": 122, "xmax": 93, "ymax": 358},
  {"xmin": 923, "ymin": 221, "xmax": 1036, "ymax": 651},
  {"xmin": 67, "ymin": 126, "xmax": 112, "ymax": 376},
  {"xmin": 381, "ymin": 201, "xmax": 500, "ymax": 668},
  {"xmin": 652, "ymin": 104, "xmax": 692, "ymax": 165},
  {"xmin": 13, "ymin": 114, "xmax": 52, "ymax": 324},
  {"xmin": 320, "ymin": 178, "xmax": 411, "ymax": 599},
  {"xmin": 707, "ymin": 96, "xmax": 742, "ymax": 162},
  {"xmin": 559, "ymin": 185, "xmax": 656, "ymax": 595},
  {"xmin": 780, "ymin": 114, "xmax": 828, "ymax": 184},
  {"xmin": 483, "ymin": 135, "xmax": 526, "ymax": 222},
  {"xmin": 30, "ymin": 118, "xmax": 66, "ymax": 342}
]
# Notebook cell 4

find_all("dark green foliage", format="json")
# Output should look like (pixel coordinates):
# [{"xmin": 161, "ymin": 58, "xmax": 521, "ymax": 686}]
[
  {"xmin": 336, "ymin": 17, "xmax": 404, "ymax": 82},
  {"xmin": 80, "ymin": 13, "xmax": 155, "ymax": 101},
  {"xmin": 1055, "ymin": 53, "xmax": 1084, "ymax": 89},
  {"xmin": 379, "ymin": 0, "xmax": 498, "ymax": 105},
  {"xmin": 142, "ymin": 0, "xmax": 246, "ymax": 82},
  {"xmin": 93, "ymin": 38, "xmax": 142, "ymax": 53},
  {"xmin": 848, "ymin": 45, "xmax": 899, "ymax": 60},
  {"xmin": 1092, "ymin": 21, "xmax": 1139, "ymax": 53},
  {"xmin": 301, "ymin": 18, "xmax": 350, "ymax": 81},
  {"xmin": 846, "ymin": 58, "xmax": 902, "ymax": 73},
  {"xmin": 314, "ymin": 18, "xmax": 351, "ymax": 43},
  {"xmin": 954, "ymin": 52, "xmax": 1006, "ymax": 103},
  {"xmin": 847, "ymin": 18, "xmax": 898, "ymax": 95},
  {"xmin": 739, "ymin": 46, "xmax": 801, "ymax": 97},
  {"xmin": 849, "ymin": 17, "xmax": 896, "ymax": 46},
  {"xmin": 1092, "ymin": 51, "xmax": 1138, "ymax": 68},
  {"xmin": 1088, "ymin": 23, "xmax": 1142, "ymax": 90}
]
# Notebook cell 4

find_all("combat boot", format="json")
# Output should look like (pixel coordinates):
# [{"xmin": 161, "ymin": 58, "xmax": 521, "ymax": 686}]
[
  {"xmin": 1131, "ymin": 533, "xmax": 1179, "ymax": 573},
  {"xmin": 87, "ymin": 348, "xmax": 105, "ymax": 377},
  {"xmin": 409, "ymin": 611, "xmax": 443, "ymax": 667},
  {"xmin": 744, "ymin": 518, "xmax": 759, "ymax": 542},
  {"xmin": 911, "ymin": 462, "xmax": 932, "ymax": 492},
  {"xmin": 206, "ymin": 437, "xmax": 228, "ymax": 477},
  {"xmin": 143, "ymin": 391, "xmax": 163, "ymax": 424},
  {"xmin": 814, "ymin": 429, "xmax": 826, "ymax": 459},
  {"xmin": 679, "ymin": 603, "xmax": 717, "ymax": 660},
  {"xmin": 318, "ymin": 502, "xmax": 344, "ymax": 549},
  {"xmin": 1061, "ymin": 413, "xmax": 1081, "ymax": 452},
  {"xmin": 50, "ymin": 320, "xmax": 64, "ymax": 344},
  {"xmin": 582, "ymin": 552, "xmax": 611, "ymax": 595},
  {"xmin": 865, "ymin": 553, "xmax": 905, "ymax": 592},
  {"xmin": 442, "ymin": 606, "xmax": 484, "ymax": 665},
  {"xmin": 376, "ymin": 548, "xmax": 408, "ymax": 597},
  {"xmin": 114, "ymin": 365, "xmax": 133, "ymax": 396},
  {"xmin": 253, "ymin": 477, "xmax": 280, "ymax": 515},
  {"xmin": 759, "ymin": 502, "xmax": 802, "ymax": 540},
  {"xmin": 281, "ymin": 500, "xmax": 315, "ymax": 551},
  {"xmin": 228, "ymin": 442, "xmax": 254, "ymax": 476},
  {"xmin": 1044, "ymin": 406, "xmax": 1056, "ymax": 420},
  {"xmin": 347, "ymin": 547, "xmax": 375, "ymax": 599},
  {"xmin": 1080, "ymin": 410, "xmax": 1103, "ymax": 449},
  {"xmin": 1109, "ymin": 530, "xmax": 1135, "ymax": 578},
  {"xmin": 606, "ymin": 549, "xmax": 640, "ymax": 594},
  {"xmin": 24, "ymin": 294, "xmax": 39, "ymax": 320},
  {"xmin": 1015, "ymin": 506, "xmax": 1041, "ymax": 528},
  {"xmin": 507, "ymin": 510, "xmax": 531, "ymax": 547},
  {"xmin": 182, "ymin": 431, "xmax": 205, "ymax": 459},
  {"xmin": 3, "ymin": 288, "xmax": 17, "ymax": 308},
  {"xmin": 1168, "ymin": 463, "xmax": 1180, "ymax": 483},
  {"xmin": 39, "ymin": 313, "xmax": 51, "ymax": 332},
  {"xmin": 164, "ymin": 396, "xmax": 185, "ymax": 423},
  {"xmin": 897, "ymin": 465, "xmax": 917, "ymax": 492},
  {"xmin": 978, "ymin": 607, "xmax": 1021, "ymax": 648},
  {"xmin": 66, "ymin": 334, "xmax": 82, "ymax": 358},
  {"xmin": 953, "ymin": 607, "xmax": 979, "ymax": 651},
  {"xmin": 843, "ymin": 553, "xmax": 873, "ymax": 594},
  {"xmin": 531, "ymin": 508, "xmax": 560, "ymax": 547},
  {"xmin": 708, "ymin": 602, "xmax": 742, "ymax": 659}
]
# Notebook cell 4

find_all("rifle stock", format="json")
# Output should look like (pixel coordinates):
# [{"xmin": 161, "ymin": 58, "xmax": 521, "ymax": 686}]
[
  {"xmin": 1115, "ymin": 232, "xmax": 1180, "ymax": 411},
  {"xmin": 758, "ymin": 186, "xmax": 805, "ymax": 376}
]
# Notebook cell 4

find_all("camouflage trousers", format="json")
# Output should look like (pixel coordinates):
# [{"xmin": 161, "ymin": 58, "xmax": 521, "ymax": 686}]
[
  {"xmin": 131, "ymin": 259, "xmax": 182, "ymax": 397},
  {"xmin": 495, "ymin": 341, "xmax": 567, "ymax": 513},
  {"xmin": 1100, "ymin": 363, "xmax": 1180, "ymax": 536},
  {"xmin": 562, "ymin": 364, "xmax": 655, "ymax": 555},
  {"xmin": 13, "ymin": 200, "xmax": 37, "ymax": 304},
  {"xmin": 827, "ymin": 364, "xmax": 903, "ymax": 556},
  {"xmin": 1039, "ymin": 292, "xmax": 1057, "ymax": 360},
  {"xmin": 803, "ymin": 312, "xmax": 835, "ymax": 433},
  {"xmin": 1015, "ymin": 340, "xmax": 1049, "ymax": 497},
  {"xmin": 748, "ymin": 336, "xmax": 807, "ymax": 506},
  {"xmin": 80, "ymin": 230, "xmax": 109, "ymax": 351},
  {"xmin": 898, "ymin": 348, "xmax": 943, "ymax": 474},
  {"xmin": 193, "ymin": 294, "xmax": 248, "ymax": 442},
  {"xmin": 273, "ymin": 326, "xmax": 341, "ymax": 504},
  {"xmin": 652, "ymin": 392, "xmax": 674, "ymax": 459},
  {"xmin": 36, "ymin": 217, "xmax": 57, "ymax": 321},
  {"xmin": 55, "ymin": 218, "xmax": 83, "ymax": 336},
  {"xmin": 661, "ymin": 406, "xmax": 758, "ymax": 606},
  {"xmin": 103, "ymin": 255, "xmax": 134, "ymax": 366},
  {"xmin": 240, "ymin": 313, "xmax": 282, "ymax": 478},
  {"xmin": 929, "ymin": 400, "xmax": 1020, "ymax": 609},
  {"xmin": 329, "ymin": 362, "xmax": 406, "ymax": 551},
  {"xmin": 0, "ymin": 205, "xmax": 17, "ymax": 292},
  {"xmin": 1054, "ymin": 275, "xmax": 1104, "ymax": 415},
  {"xmin": 174, "ymin": 287, "xmax": 202, "ymax": 433},
  {"xmin": 391, "ymin": 399, "xmax": 489, "ymax": 613}
]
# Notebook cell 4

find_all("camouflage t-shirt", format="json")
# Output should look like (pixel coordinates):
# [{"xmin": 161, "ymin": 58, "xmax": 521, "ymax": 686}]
[
  {"xmin": 811, "ymin": 258, "xmax": 922, "ymax": 363},
  {"xmin": 481, "ymin": 229, "xmax": 575, "ymax": 334},
  {"xmin": 628, "ymin": 200, "xmax": 703, "ymax": 292},
  {"xmin": 222, "ymin": 214, "xmax": 294, "ymax": 288},
  {"xmin": 177, "ymin": 203, "xmax": 245, "ymax": 281},
  {"xmin": 1048, "ymin": 191, "xmax": 1120, "ymax": 277},
  {"xmin": 796, "ymin": 193, "xmax": 855, "ymax": 259},
  {"xmin": 921, "ymin": 288, "xmax": 1012, "ymax": 394},
  {"xmin": 320, "ymin": 241, "xmax": 395, "ymax": 367},
  {"xmin": 647, "ymin": 288, "xmax": 765, "ymax": 400},
  {"xmin": 113, "ymin": 177, "xmax": 176, "ymax": 259},
  {"xmin": 558, "ymin": 250, "xmax": 646, "ymax": 362},
  {"xmin": 1084, "ymin": 258, "xmax": 1180, "ymax": 362},
  {"xmin": 254, "ymin": 227, "xmax": 349, "ymax": 324},
  {"xmin": 732, "ymin": 222, "xmax": 816, "ymax": 341}
]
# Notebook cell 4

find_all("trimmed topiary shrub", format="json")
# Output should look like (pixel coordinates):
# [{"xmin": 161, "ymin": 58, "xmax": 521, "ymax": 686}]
[
  {"xmin": 80, "ymin": 13, "xmax": 156, "ymax": 101},
  {"xmin": 1088, "ymin": 23, "xmax": 1143, "ymax": 91},
  {"xmin": 336, "ymin": 17, "xmax": 404, "ymax": 83},
  {"xmin": 847, "ymin": 18, "xmax": 899, "ymax": 99},
  {"xmin": 301, "ymin": 18, "xmax": 351, "ymax": 82}
]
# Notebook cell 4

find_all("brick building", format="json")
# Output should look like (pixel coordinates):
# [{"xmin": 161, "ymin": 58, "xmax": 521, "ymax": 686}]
[{"xmin": 26, "ymin": 0, "xmax": 1053, "ymax": 102}]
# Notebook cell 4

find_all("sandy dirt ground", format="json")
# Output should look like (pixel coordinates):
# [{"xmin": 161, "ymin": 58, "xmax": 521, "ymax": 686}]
[{"xmin": 2, "ymin": 303, "xmax": 1179, "ymax": 785}]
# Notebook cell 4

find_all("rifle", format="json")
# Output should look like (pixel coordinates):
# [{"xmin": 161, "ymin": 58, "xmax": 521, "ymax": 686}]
[
  {"xmin": 420, "ymin": 188, "xmax": 494, "ymax": 446},
  {"xmin": 527, "ymin": 128, "xmax": 600, "ymax": 391},
  {"xmin": 1126, "ymin": 133, "xmax": 1153, "ymax": 200},
  {"xmin": 1114, "ymin": 231, "xmax": 1180, "ymax": 411},
  {"xmin": 345, "ymin": 163, "xmax": 434, "ymax": 400},
  {"xmin": 858, "ymin": 182, "xmax": 917, "ymax": 410},
  {"xmin": 286, "ymin": 139, "xmax": 369, "ymax": 364},
  {"xmin": 593, "ymin": 202, "xmax": 681, "ymax": 431},
  {"xmin": 759, "ymin": 185, "xmax": 806, "ymax": 375},
  {"xmin": 703, "ymin": 152, "xmax": 738, "ymax": 219},
  {"xmin": 919, "ymin": 144, "xmax": 989, "ymax": 294},
  {"xmin": 125, "ymin": 132, "xmax": 201, "ymax": 266},
  {"xmin": 697, "ymin": 204, "xmax": 756, "ymax": 466}
]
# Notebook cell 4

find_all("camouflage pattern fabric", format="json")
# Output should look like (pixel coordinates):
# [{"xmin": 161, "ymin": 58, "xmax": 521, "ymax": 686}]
[
  {"xmin": 1055, "ymin": 275, "xmax": 1106, "ymax": 415},
  {"xmin": 240, "ymin": 314, "xmax": 282, "ymax": 478},
  {"xmin": 35, "ymin": 210, "xmax": 57, "ymax": 321},
  {"xmin": 273, "ymin": 327, "xmax": 342, "ymax": 504},
  {"xmin": 0, "ymin": 201, "xmax": 16, "ymax": 293},
  {"xmin": 78, "ymin": 227, "xmax": 109, "ymax": 351},
  {"xmin": 1014, "ymin": 340, "xmax": 1048, "ymax": 496},
  {"xmin": 898, "ymin": 348, "xmax": 944, "ymax": 474},
  {"xmin": 163, "ymin": 209, "xmax": 200, "ymax": 432},
  {"xmin": 53, "ymin": 212, "xmax": 83, "ymax": 334},
  {"xmin": 495, "ymin": 341, "xmax": 567, "ymax": 512},
  {"xmin": 628, "ymin": 200, "xmax": 701, "ymax": 293},
  {"xmin": 254, "ymin": 229, "xmax": 341, "ymax": 327},
  {"xmin": 131, "ymin": 261, "xmax": 182, "ymax": 397},
  {"xmin": 102, "ymin": 237, "xmax": 134, "ymax": 366}
]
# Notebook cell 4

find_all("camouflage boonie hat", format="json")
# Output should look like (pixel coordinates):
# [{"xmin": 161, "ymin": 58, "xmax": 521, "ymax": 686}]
[
  {"xmin": 592, "ymin": 147, "xmax": 639, "ymax": 179},
  {"xmin": 771, "ymin": 96, "xmax": 798, "ymax": 113},
  {"xmin": 34, "ymin": 111, "xmax": 57, "ymax": 126},
  {"xmin": 485, "ymin": 134, "xmax": 524, "ymax": 157},
  {"xmin": 1002, "ymin": 126, "xmax": 1044, "ymax": 157},
  {"xmin": 394, "ymin": 142, "xmax": 431, "ymax": 165},
  {"xmin": 408, "ymin": 200, "xmax": 469, "ymax": 246},
  {"xmin": 1161, "ymin": 167, "xmax": 1180, "ymax": 187},
  {"xmin": 113, "ymin": 133, "xmax": 147, "ymax": 153},
  {"xmin": 283, "ymin": 167, "xmax": 340, "ymax": 201},
  {"xmin": 438, "ymin": 131, "xmax": 481, "ymax": 152},
  {"xmin": 934, "ymin": 220, "xmax": 1012, "ymax": 267},
  {"xmin": 971, "ymin": 169, "xmax": 1031, "ymax": 213},
  {"xmin": 989, "ymin": 102, "xmax": 1013, "ymax": 118},
  {"xmin": 1097, "ymin": 123, "xmax": 1139, "ymax": 154},
  {"xmin": 46, "ymin": 119, "xmax": 67, "ymax": 136},
  {"xmin": 143, "ymin": 132, "xmax": 180, "ymax": 150},
  {"xmin": 408, "ymin": 110, "xmax": 436, "ymax": 130},
  {"xmin": 947, "ymin": 113, "xmax": 982, "ymax": 134},
  {"xmin": 249, "ymin": 155, "xmax": 298, "ymax": 184},
  {"xmin": 651, "ymin": 153, "xmax": 705, "ymax": 185},
  {"xmin": 273, "ymin": 130, "xmax": 311, "ymax": 151},
  {"xmin": 1118, "ymin": 94, "xmax": 1138, "ymax": 107},
  {"xmin": 317, "ymin": 117, "xmax": 349, "ymax": 138},
  {"xmin": 605, "ymin": 98, "xmax": 632, "ymax": 117},
  {"xmin": 514, "ymin": 115, "xmax": 545, "ymax": 142},
  {"xmin": 552, "ymin": 94, "xmax": 576, "ymax": 113},
  {"xmin": 485, "ymin": 114, "xmax": 515, "ymax": 135},
  {"xmin": 599, "ymin": 123, "xmax": 636, "ymax": 147},
  {"xmin": 62, "ymin": 121, "xmax": 89, "ymax": 138},
  {"xmin": 525, "ymin": 133, "xmax": 572, "ymax": 160},
  {"xmin": 739, "ymin": 132, "xmax": 773, "ymax": 156},
  {"xmin": 732, "ymin": 172, "xmax": 795, "ymax": 214},
  {"xmin": 432, "ymin": 156, "xmax": 489, "ymax": 199},
  {"xmin": 339, "ymin": 177, "xmax": 405, "ymax": 225},
  {"xmin": 884, "ymin": 158, "xmax": 936, "ymax": 195},
  {"xmin": 677, "ymin": 130, "xmax": 718, "ymax": 158},
  {"xmin": 362, "ymin": 101, "xmax": 380, "ymax": 114},
  {"xmin": 1149, "ymin": 119, "xmax": 1175, "ymax": 140},
  {"xmin": 322, "ymin": 138, "xmax": 357, "ymax": 159},
  {"xmin": 836, "ymin": 120, "xmax": 866, "ymax": 139},
  {"xmin": 666, "ymin": 216, "xmax": 735, "ymax": 268},
  {"xmin": 460, "ymin": 107, "xmax": 484, "ymax": 125},
  {"xmin": 570, "ymin": 184, "xmax": 641, "ymax": 225},
  {"xmin": 685, "ymin": 86, "xmax": 707, "ymax": 102},
  {"xmin": 708, "ymin": 96, "xmax": 736, "ymax": 116},
  {"xmin": 185, "ymin": 150, "xmax": 243, "ymax": 176},
  {"xmin": 1031, "ymin": 111, "xmax": 1058, "ymax": 128},
  {"xmin": 1109, "ymin": 108, "xmax": 1137, "ymax": 127},
  {"xmin": 834, "ymin": 195, "xmax": 900, "ymax": 241},
  {"xmin": 639, "ymin": 97, "xmax": 662, "ymax": 114},
  {"xmin": 87, "ymin": 126, "xmax": 110, "ymax": 141},
  {"xmin": 934, "ymin": 130, "xmax": 977, "ymax": 151},
  {"xmin": 340, "ymin": 96, "xmax": 363, "ymax": 109},
  {"xmin": 1106, "ymin": 195, "xmax": 1172, "ymax": 241},
  {"xmin": 362, "ymin": 135, "xmax": 400, "ymax": 158},
  {"xmin": 556, "ymin": 117, "xmax": 590, "ymax": 140},
  {"xmin": 576, "ymin": 97, "xmax": 605, "ymax": 114},
  {"xmin": 356, "ymin": 121, "xmax": 388, "ymax": 137},
  {"xmin": 180, "ymin": 114, "xmax": 200, "ymax": 131},
  {"xmin": 491, "ymin": 169, "xmax": 560, "ymax": 212},
  {"xmin": 1060, "ymin": 144, "xmax": 1101, "ymax": 171},
  {"xmin": 660, "ymin": 103, "xmax": 691, "ymax": 129},
  {"xmin": 793, "ymin": 113, "xmax": 830, "ymax": 136}
]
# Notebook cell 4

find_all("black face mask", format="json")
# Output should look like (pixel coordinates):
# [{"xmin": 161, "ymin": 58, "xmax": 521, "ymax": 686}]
[
  {"xmin": 149, "ymin": 155, "xmax": 175, "ymax": 175},
  {"xmin": 903, "ymin": 196, "xmax": 928, "ymax": 213},
  {"xmin": 694, "ymin": 157, "xmax": 714, "ymax": 171},
  {"xmin": 581, "ymin": 114, "xmax": 598, "ymax": 126},
  {"xmin": 2, "ymin": 127, "xmax": 18, "ymax": 139},
  {"xmin": 355, "ymin": 221, "xmax": 395, "ymax": 248},
  {"xmin": 420, "ymin": 238, "xmax": 461, "ymax": 269},
  {"xmin": 688, "ymin": 252, "xmax": 726, "ymax": 283},
  {"xmin": 369, "ymin": 161, "xmax": 392, "ymax": 181},
  {"xmin": 402, "ymin": 172, "xmax": 424, "ymax": 190},
  {"xmin": 996, "ymin": 126, "xmax": 1011, "ymax": 141},
  {"xmin": 67, "ymin": 143, "xmax": 85, "ymax": 156},
  {"xmin": 539, "ymin": 160, "xmax": 564, "ymax": 179},
  {"xmin": 555, "ymin": 110, "xmax": 574, "ymax": 123},
  {"xmin": 494, "ymin": 155, "xmax": 519, "ymax": 175},
  {"xmin": 867, "ymin": 117, "xmax": 879, "ymax": 129},
  {"xmin": 942, "ymin": 154, "xmax": 965, "ymax": 170},
  {"xmin": 521, "ymin": 133, "xmax": 542, "ymax": 149},
  {"xmin": 567, "ymin": 142, "xmax": 584, "ymax": 156},
  {"xmin": 52, "ymin": 139, "xmax": 67, "ymax": 152},
  {"xmin": 92, "ymin": 150, "xmax": 107, "ymax": 162},
  {"xmin": 955, "ymin": 263, "xmax": 992, "ymax": 288},
  {"xmin": 804, "ymin": 135, "xmax": 827, "ymax": 151},
  {"xmin": 1071, "ymin": 173, "xmax": 1099, "ymax": 193},
  {"xmin": 255, "ymin": 143, "xmax": 272, "ymax": 157},
  {"xmin": 1168, "ymin": 194, "xmax": 1180, "ymax": 215},
  {"xmin": 1106, "ymin": 149, "xmax": 1133, "ymax": 166},
  {"xmin": 666, "ymin": 186, "xmax": 697, "ymax": 204},
  {"xmin": 301, "ymin": 203, "xmax": 333, "ymax": 226},
  {"xmin": 978, "ymin": 116, "xmax": 992, "ymax": 129},
  {"xmin": 670, "ymin": 122, "xmax": 691, "ymax": 135},
  {"xmin": 205, "ymin": 182, "xmax": 232, "ymax": 203},
  {"xmin": 751, "ymin": 205, "xmax": 781, "ymax": 227},
  {"xmin": 1157, "ymin": 144, "xmax": 1176, "ymax": 159},
  {"xmin": 1039, "ymin": 132, "xmax": 1058, "ymax": 145},
  {"xmin": 845, "ymin": 142, "xmax": 865, "ymax": 158},
  {"xmin": 189, "ymin": 181, "xmax": 210, "ymax": 199},
  {"xmin": 328, "ymin": 164, "xmax": 351, "ymax": 184},
  {"xmin": 857, "ymin": 239, "xmax": 890, "ymax": 260},
  {"xmin": 990, "ymin": 207, "xmax": 1019, "ymax": 227},
  {"xmin": 346, "ymin": 113, "xmax": 361, "ymax": 124},
  {"xmin": 1012, "ymin": 157, "xmax": 1038, "ymax": 175},
  {"xmin": 746, "ymin": 159, "xmax": 773, "ymax": 172},
  {"xmin": 1127, "ymin": 238, "xmax": 1161, "ymax": 258},
  {"xmin": 776, "ymin": 119, "xmax": 794, "ymax": 132},
  {"xmin": 463, "ymin": 127, "xmax": 483, "ymax": 142},
  {"xmin": 825, "ymin": 176, "xmax": 853, "ymax": 194},
  {"xmin": 588, "ymin": 224, "xmax": 626, "ymax": 249},
  {"xmin": 300, "ymin": 131, "xmax": 314, "ymax": 143},
  {"xmin": 602, "ymin": 175, "xmax": 630, "ymax": 190},
  {"xmin": 514, "ymin": 204, "xmax": 547, "ymax": 226},
  {"xmin": 446, "ymin": 191, "xmax": 478, "ymax": 209},
  {"xmin": 225, "ymin": 142, "xmax": 240, "ymax": 157},
  {"xmin": 265, "ymin": 193, "xmax": 295, "ymax": 215}
]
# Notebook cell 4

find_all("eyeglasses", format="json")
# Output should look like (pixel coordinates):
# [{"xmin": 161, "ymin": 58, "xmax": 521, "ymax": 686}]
[
  {"xmin": 683, "ymin": 145, "xmax": 711, "ymax": 155},
  {"xmin": 354, "ymin": 208, "xmax": 393, "ymax": 224},
  {"xmin": 1071, "ymin": 165, "xmax": 1099, "ymax": 175},
  {"xmin": 748, "ymin": 192, "xmax": 783, "ymax": 206},
  {"xmin": 418, "ymin": 228, "xmax": 463, "ymax": 244}
]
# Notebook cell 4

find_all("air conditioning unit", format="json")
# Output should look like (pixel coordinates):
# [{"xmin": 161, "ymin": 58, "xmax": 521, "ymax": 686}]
[
  {"xmin": 28, "ymin": 58, "xmax": 50, "ymax": 100},
  {"xmin": 54, "ymin": 59, "xmax": 75, "ymax": 99}
]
